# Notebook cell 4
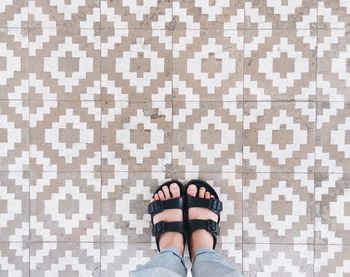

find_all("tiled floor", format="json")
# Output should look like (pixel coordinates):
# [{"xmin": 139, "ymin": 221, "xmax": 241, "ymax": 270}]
[{"xmin": 0, "ymin": 1, "xmax": 350, "ymax": 276}]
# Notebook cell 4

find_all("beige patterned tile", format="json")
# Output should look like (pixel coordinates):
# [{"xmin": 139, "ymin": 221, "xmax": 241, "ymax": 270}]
[
  {"xmin": 101, "ymin": 29, "xmax": 172, "ymax": 101},
  {"xmin": 0, "ymin": 1, "xmax": 27, "ymax": 28},
  {"xmin": 243, "ymin": 244, "xmax": 313, "ymax": 276},
  {"xmin": 28, "ymin": 27, "xmax": 100, "ymax": 101},
  {"xmin": 29, "ymin": 101, "xmax": 101, "ymax": 172},
  {"xmin": 243, "ymin": 172, "xmax": 314, "ymax": 244},
  {"xmin": 173, "ymin": 0, "xmax": 244, "ymax": 30},
  {"xmin": 101, "ymin": 101, "xmax": 171, "ymax": 172},
  {"xmin": 0, "ymin": 100, "xmax": 29, "ymax": 171},
  {"xmin": 243, "ymin": 101, "xmax": 315, "ymax": 173},
  {"xmin": 318, "ymin": 0, "xmax": 350, "ymax": 29},
  {"xmin": 316, "ymin": 102, "xmax": 350, "ymax": 173},
  {"xmin": 317, "ymin": 30, "xmax": 350, "ymax": 101},
  {"xmin": 315, "ymin": 173, "xmax": 350, "ymax": 244},
  {"xmin": 100, "ymin": 0, "xmax": 172, "ymax": 30},
  {"xmin": 173, "ymin": 101, "xmax": 243, "ymax": 173},
  {"xmin": 0, "ymin": 28, "xmax": 28, "ymax": 100},
  {"xmin": 101, "ymin": 243, "xmax": 157, "ymax": 277},
  {"xmin": 244, "ymin": 29, "xmax": 316, "ymax": 101},
  {"xmin": 0, "ymin": 243, "xmax": 29, "ymax": 276},
  {"xmin": 315, "ymin": 245, "xmax": 350, "ymax": 276},
  {"xmin": 28, "ymin": 0, "xmax": 100, "ymax": 28},
  {"xmin": 173, "ymin": 29, "xmax": 243, "ymax": 102},
  {"xmin": 101, "ymin": 171, "xmax": 168, "ymax": 243},
  {"xmin": 30, "ymin": 243, "xmax": 100, "ymax": 276},
  {"xmin": 245, "ymin": 0, "xmax": 317, "ymax": 29},
  {"xmin": 30, "ymin": 172, "xmax": 100, "ymax": 242},
  {"xmin": 0, "ymin": 172, "xmax": 29, "ymax": 242}
]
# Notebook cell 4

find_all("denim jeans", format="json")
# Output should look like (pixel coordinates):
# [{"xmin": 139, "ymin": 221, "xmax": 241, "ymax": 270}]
[{"xmin": 131, "ymin": 247, "xmax": 242, "ymax": 277}]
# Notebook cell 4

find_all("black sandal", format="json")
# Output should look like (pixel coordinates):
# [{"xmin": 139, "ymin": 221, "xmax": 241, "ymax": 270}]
[
  {"xmin": 185, "ymin": 179, "xmax": 223, "ymax": 256},
  {"xmin": 148, "ymin": 180, "xmax": 186, "ymax": 252}
]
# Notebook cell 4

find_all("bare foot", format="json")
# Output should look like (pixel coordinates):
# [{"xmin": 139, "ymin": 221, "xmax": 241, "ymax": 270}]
[
  {"xmin": 150, "ymin": 183, "xmax": 184, "ymax": 255},
  {"xmin": 187, "ymin": 184, "xmax": 218, "ymax": 259}
]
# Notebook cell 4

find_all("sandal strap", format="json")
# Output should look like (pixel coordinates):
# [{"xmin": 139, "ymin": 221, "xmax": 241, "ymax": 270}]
[
  {"xmin": 152, "ymin": 221, "xmax": 186, "ymax": 251},
  {"xmin": 187, "ymin": 219, "xmax": 220, "ymax": 249},
  {"xmin": 152, "ymin": 221, "xmax": 185, "ymax": 237},
  {"xmin": 186, "ymin": 196, "xmax": 223, "ymax": 215},
  {"xmin": 148, "ymin": 197, "xmax": 184, "ymax": 216}
]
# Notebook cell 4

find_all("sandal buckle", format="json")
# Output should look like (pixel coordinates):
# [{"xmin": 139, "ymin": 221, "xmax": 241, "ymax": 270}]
[
  {"xmin": 208, "ymin": 199, "xmax": 223, "ymax": 212},
  {"xmin": 153, "ymin": 222, "xmax": 166, "ymax": 237},
  {"xmin": 207, "ymin": 220, "xmax": 216, "ymax": 232}
]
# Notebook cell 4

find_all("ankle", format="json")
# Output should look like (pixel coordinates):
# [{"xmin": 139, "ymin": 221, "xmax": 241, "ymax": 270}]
[
  {"xmin": 159, "ymin": 232, "xmax": 184, "ymax": 256},
  {"xmin": 190, "ymin": 229, "xmax": 214, "ymax": 258}
]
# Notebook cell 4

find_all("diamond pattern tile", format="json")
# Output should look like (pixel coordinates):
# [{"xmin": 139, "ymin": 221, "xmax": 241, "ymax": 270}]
[
  {"xmin": 173, "ymin": 101, "xmax": 243, "ymax": 173},
  {"xmin": 245, "ymin": 0, "xmax": 317, "ymax": 29},
  {"xmin": 29, "ymin": 100, "xmax": 101, "ymax": 172},
  {"xmin": 0, "ymin": 1, "xmax": 350, "ymax": 276},
  {"xmin": 30, "ymin": 243, "xmax": 100, "ymax": 276},
  {"xmin": 244, "ymin": 101, "xmax": 315, "ymax": 173},
  {"xmin": 173, "ymin": 0, "xmax": 244, "ymax": 30},
  {"xmin": 244, "ymin": 29, "xmax": 316, "ymax": 101},
  {"xmin": 243, "ymin": 244, "xmax": 314, "ymax": 276},
  {"xmin": 101, "ymin": 101, "xmax": 171, "ymax": 172},
  {"xmin": 30, "ymin": 172, "xmax": 100, "ymax": 242},
  {"xmin": 315, "ymin": 173, "xmax": 350, "ymax": 244},
  {"xmin": 0, "ymin": 28, "xmax": 28, "ymax": 100},
  {"xmin": 28, "ymin": 27, "xmax": 100, "ymax": 101},
  {"xmin": 243, "ymin": 172, "xmax": 314, "ymax": 244}
]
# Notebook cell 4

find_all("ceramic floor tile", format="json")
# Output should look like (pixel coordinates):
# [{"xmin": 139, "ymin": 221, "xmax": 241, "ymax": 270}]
[
  {"xmin": 316, "ymin": 102, "xmax": 350, "ymax": 173},
  {"xmin": 245, "ymin": 0, "xmax": 317, "ymax": 29},
  {"xmin": 101, "ymin": 243, "xmax": 157, "ymax": 277},
  {"xmin": 173, "ymin": 29, "xmax": 243, "ymax": 102},
  {"xmin": 172, "ymin": 0, "xmax": 244, "ymax": 30},
  {"xmin": 173, "ymin": 101, "xmax": 243, "ymax": 173},
  {"xmin": 315, "ymin": 173, "xmax": 350, "ymax": 245},
  {"xmin": 101, "ymin": 171, "xmax": 169, "ymax": 243},
  {"xmin": 0, "ymin": 28, "xmax": 28, "ymax": 100},
  {"xmin": 0, "ymin": 1, "xmax": 27, "ymax": 28},
  {"xmin": 101, "ymin": 101, "xmax": 172, "ymax": 172},
  {"xmin": 30, "ymin": 172, "xmax": 100, "ymax": 242},
  {"xmin": 28, "ymin": 0, "xmax": 100, "ymax": 28},
  {"xmin": 28, "ymin": 27, "xmax": 100, "ymax": 101},
  {"xmin": 243, "ymin": 244, "xmax": 313, "ymax": 276},
  {"xmin": 244, "ymin": 29, "xmax": 316, "ymax": 101},
  {"xmin": 315, "ymin": 245, "xmax": 350, "ymax": 276},
  {"xmin": 317, "ymin": 30, "xmax": 350, "ymax": 101},
  {"xmin": 172, "ymin": 172, "xmax": 242, "ymax": 245},
  {"xmin": 0, "ymin": 172, "xmax": 29, "ymax": 242},
  {"xmin": 0, "ymin": 100, "xmax": 29, "ymax": 172},
  {"xmin": 243, "ymin": 101, "xmax": 315, "ymax": 173},
  {"xmin": 0, "ymin": 243, "xmax": 29, "ymax": 276},
  {"xmin": 101, "ymin": 29, "xmax": 172, "ymax": 101},
  {"xmin": 100, "ymin": 0, "xmax": 172, "ymax": 30},
  {"xmin": 243, "ymin": 172, "xmax": 314, "ymax": 244},
  {"xmin": 29, "ymin": 100, "xmax": 101, "ymax": 172},
  {"xmin": 30, "ymin": 242, "xmax": 100, "ymax": 276},
  {"xmin": 318, "ymin": 0, "xmax": 350, "ymax": 29}
]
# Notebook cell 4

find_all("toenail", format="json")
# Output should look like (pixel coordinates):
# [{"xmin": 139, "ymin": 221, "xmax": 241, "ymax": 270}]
[{"xmin": 170, "ymin": 183, "xmax": 177, "ymax": 189}]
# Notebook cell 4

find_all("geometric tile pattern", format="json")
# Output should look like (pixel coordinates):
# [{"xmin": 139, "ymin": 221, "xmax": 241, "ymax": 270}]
[
  {"xmin": 243, "ymin": 172, "xmax": 314, "ymax": 244},
  {"xmin": 0, "ymin": 1, "xmax": 349, "ymax": 276}
]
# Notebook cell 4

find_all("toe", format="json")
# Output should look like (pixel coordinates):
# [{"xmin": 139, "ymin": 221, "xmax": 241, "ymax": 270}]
[
  {"xmin": 210, "ymin": 195, "xmax": 215, "ymax": 198},
  {"xmin": 158, "ymin": 190, "xmax": 165, "ymax": 201},
  {"xmin": 154, "ymin": 194, "xmax": 159, "ymax": 201},
  {"xmin": 162, "ymin": 185, "xmax": 171, "ymax": 199},
  {"xmin": 199, "ymin": 187, "xmax": 206, "ymax": 198},
  {"xmin": 205, "ymin": 192, "xmax": 210, "ymax": 199},
  {"xmin": 150, "ymin": 197, "xmax": 155, "ymax": 203},
  {"xmin": 187, "ymin": 184, "xmax": 197, "ymax": 197},
  {"xmin": 170, "ymin": 183, "xmax": 180, "ymax": 198}
]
